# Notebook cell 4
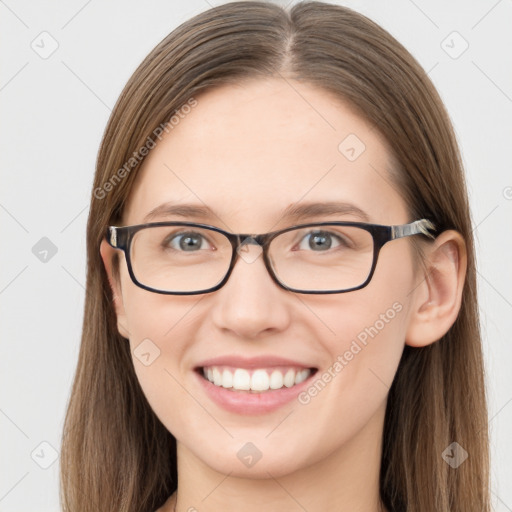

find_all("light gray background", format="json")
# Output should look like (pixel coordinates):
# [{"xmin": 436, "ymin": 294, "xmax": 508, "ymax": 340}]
[{"xmin": 1, "ymin": 0, "xmax": 511, "ymax": 510}]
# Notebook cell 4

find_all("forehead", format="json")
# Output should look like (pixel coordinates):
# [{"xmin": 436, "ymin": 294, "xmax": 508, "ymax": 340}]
[{"xmin": 122, "ymin": 78, "xmax": 407, "ymax": 229}]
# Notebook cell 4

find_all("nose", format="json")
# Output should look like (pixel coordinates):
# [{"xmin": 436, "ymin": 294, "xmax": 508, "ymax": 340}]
[{"xmin": 209, "ymin": 240, "xmax": 291, "ymax": 339}]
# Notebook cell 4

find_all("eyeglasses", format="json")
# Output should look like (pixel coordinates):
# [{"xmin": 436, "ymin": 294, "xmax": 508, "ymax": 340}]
[{"xmin": 105, "ymin": 219, "xmax": 435, "ymax": 295}]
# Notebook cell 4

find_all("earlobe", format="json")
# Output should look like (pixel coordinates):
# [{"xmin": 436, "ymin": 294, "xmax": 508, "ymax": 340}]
[
  {"xmin": 405, "ymin": 230, "xmax": 467, "ymax": 347},
  {"xmin": 99, "ymin": 239, "xmax": 130, "ymax": 339}
]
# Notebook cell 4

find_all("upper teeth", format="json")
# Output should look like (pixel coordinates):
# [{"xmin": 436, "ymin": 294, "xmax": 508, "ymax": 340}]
[{"xmin": 202, "ymin": 366, "xmax": 311, "ymax": 392}]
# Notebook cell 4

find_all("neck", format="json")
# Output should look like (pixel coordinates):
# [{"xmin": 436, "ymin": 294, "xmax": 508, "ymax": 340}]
[{"xmin": 169, "ymin": 400, "xmax": 388, "ymax": 512}]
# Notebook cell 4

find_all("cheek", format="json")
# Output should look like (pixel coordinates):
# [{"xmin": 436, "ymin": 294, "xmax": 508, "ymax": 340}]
[
  {"xmin": 119, "ymin": 279, "xmax": 201, "ymax": 425},
  {"xmin": 289, "ymin": 296, "xmax": 409, "ymax": 462},
  {"xmin": 336, "ymin": 297, "xmax": 406, "ymax": 404},
  {"xmin": 297, "ymin": 247, "xmax": 414, "ymax": 411},
  {"xmin": 304, "ymin": 293, "xmax": 407, "ymax": 394},
  {"xmin": 119, "ymin": 258, "xmax": 201, "ymax": 348}
]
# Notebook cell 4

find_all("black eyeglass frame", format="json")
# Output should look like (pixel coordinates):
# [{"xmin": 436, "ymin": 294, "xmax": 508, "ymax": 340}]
[{"xmin": 105, "ymin": 219, "xmax": 436, "ymax": 295}]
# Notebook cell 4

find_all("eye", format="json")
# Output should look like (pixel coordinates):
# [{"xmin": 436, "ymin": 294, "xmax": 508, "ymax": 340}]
[
  {"xmin": 163, "ymin": 231, "xmax": 210, "ymax": 252},
  {"xmin": 296, "ymin": 230, "xmax": 349, "ymax": 252}
]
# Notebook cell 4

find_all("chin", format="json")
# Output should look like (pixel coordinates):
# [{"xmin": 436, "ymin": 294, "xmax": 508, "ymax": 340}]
[{"xmin": 186, "ymin": 437, "xmax": 317, "ymax": 480}]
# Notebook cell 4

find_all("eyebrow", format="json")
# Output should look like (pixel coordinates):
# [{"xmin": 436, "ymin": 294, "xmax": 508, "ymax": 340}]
[{"xmin": 142, "ymin": 200, "xmax": 370, "ymax": 224}]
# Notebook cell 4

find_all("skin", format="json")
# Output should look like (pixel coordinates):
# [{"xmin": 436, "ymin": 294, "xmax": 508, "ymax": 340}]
[{"xmin": 100, "ymin": 78, "xmax": 467, "ymax": 512}]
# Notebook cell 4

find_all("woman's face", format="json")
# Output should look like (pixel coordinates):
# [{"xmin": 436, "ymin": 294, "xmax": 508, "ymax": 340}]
[{"xmin": 105, "ymin": 78, "xmax": 421, "ymax": 478}]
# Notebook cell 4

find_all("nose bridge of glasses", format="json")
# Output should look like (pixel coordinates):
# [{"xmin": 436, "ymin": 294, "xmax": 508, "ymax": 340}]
[
  {"xmin": 235, "ymin": 234, "xmax": 265, "ymax": 264},
  {"xmin": 238, "ymin": 234, "xmax": 260, "ymax": 245}
]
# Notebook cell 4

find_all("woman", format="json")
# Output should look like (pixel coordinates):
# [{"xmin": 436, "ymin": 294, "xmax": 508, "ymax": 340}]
[{"xmin": 59, "ymin": 2, "xmax": 491, "ymax": 511}]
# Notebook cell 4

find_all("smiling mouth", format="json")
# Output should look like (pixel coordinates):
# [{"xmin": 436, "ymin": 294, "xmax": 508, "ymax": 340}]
[{"xmin": 196, "ymin": 365, "xmax": 318, "ymax": 393}]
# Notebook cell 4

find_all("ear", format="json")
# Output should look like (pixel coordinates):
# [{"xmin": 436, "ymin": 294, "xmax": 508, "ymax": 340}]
[
  {"xmin": 100, "ymin": 238, "xmax": 130, "ymax": 339},
  {"xmin": 405, "ymin": 230, "xmax": 467, "ymax": 347}
]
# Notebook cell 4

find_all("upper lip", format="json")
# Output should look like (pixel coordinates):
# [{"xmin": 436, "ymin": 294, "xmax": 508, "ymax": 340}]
[{"xmin": 195, "ymin": 355, "xmax": 316, "ymax": 370}]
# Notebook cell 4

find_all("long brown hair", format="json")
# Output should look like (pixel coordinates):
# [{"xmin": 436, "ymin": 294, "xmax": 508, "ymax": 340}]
[{"xmin": 59, "ymin": 2, "xmax": 491, "ymax": 511}]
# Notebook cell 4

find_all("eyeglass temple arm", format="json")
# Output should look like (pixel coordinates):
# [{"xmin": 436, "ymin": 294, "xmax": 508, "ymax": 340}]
[{"xmin": 391, "ymin": 219, "xmax": 436, "ymax": 240}]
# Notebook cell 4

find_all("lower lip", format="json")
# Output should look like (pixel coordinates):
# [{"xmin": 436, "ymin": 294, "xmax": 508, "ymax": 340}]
[{"xmin": 194, "ymin": 369, "xmax": 316, "ymax": 415}]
